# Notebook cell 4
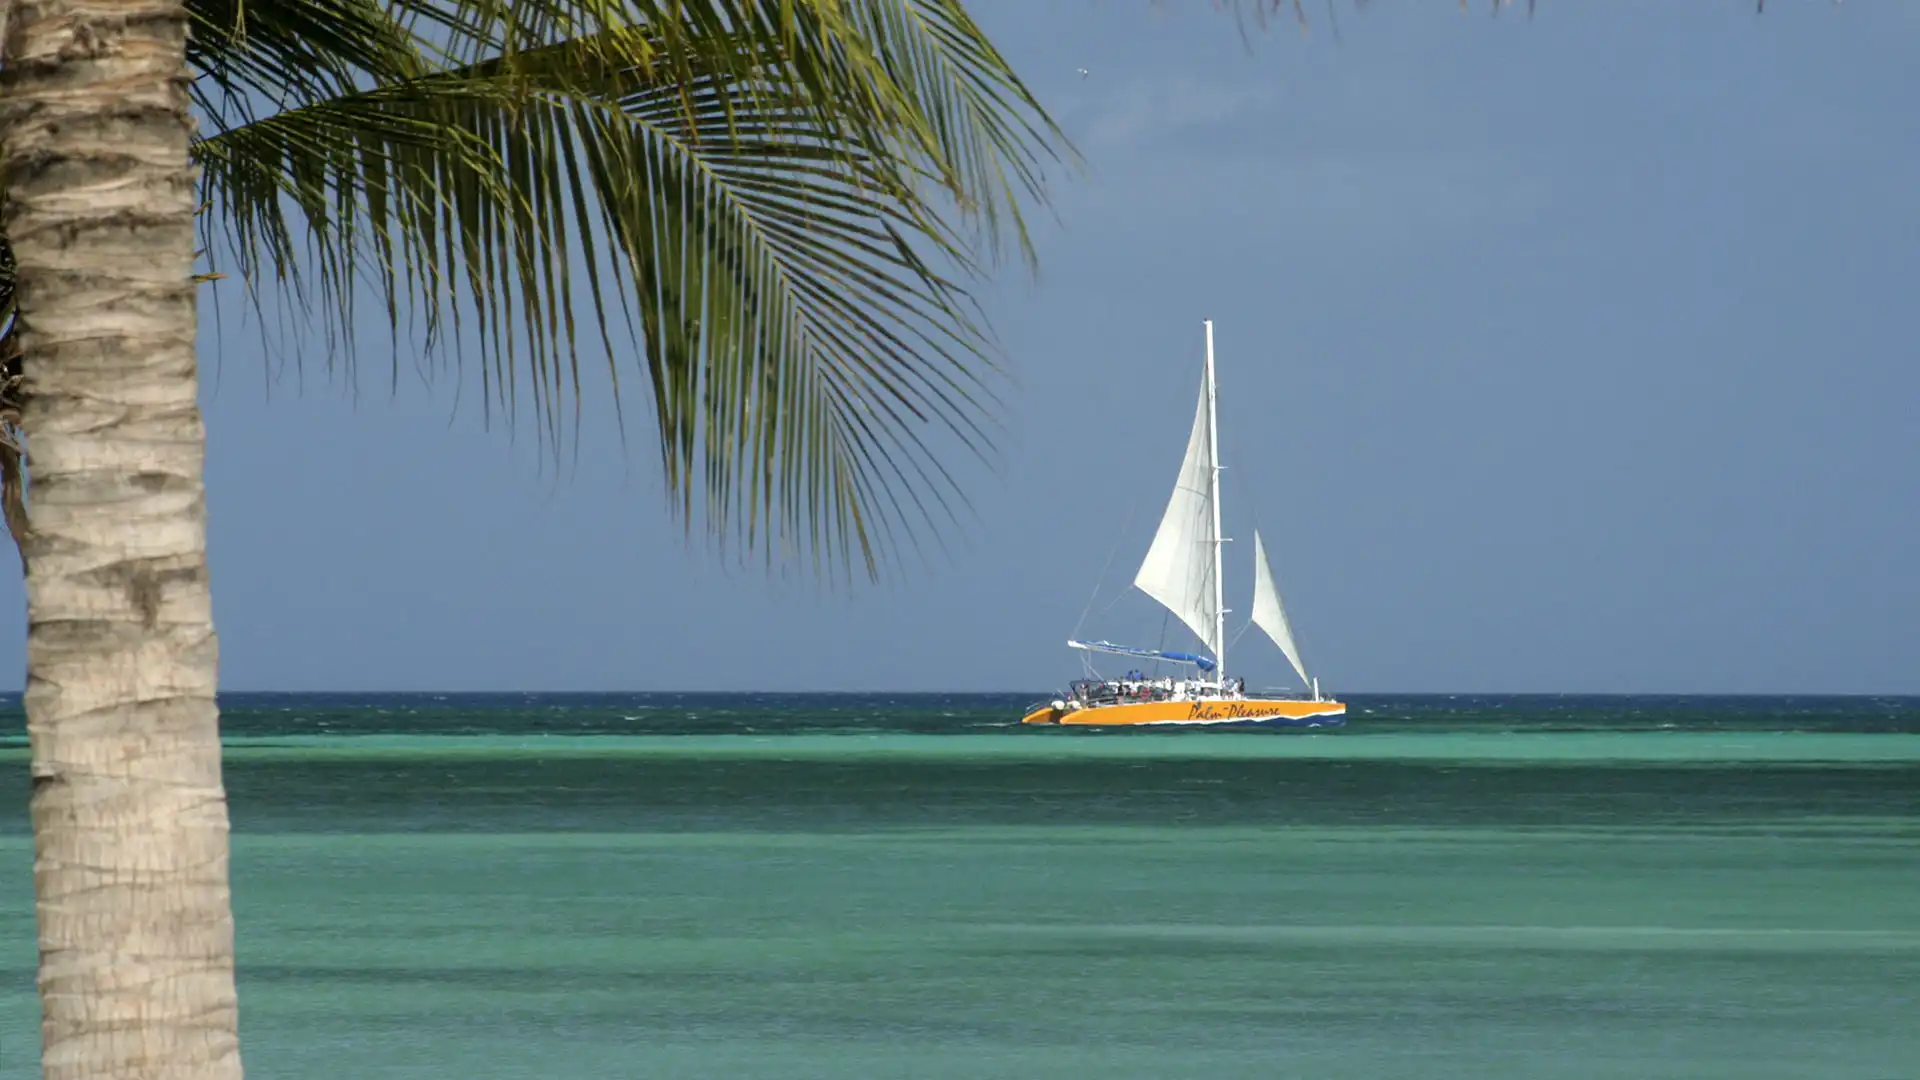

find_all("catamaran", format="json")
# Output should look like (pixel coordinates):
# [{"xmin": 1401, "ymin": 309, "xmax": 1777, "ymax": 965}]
[{"xmin": 1021, "ymin": 321, "xmax": 1347, "ymax": 728}]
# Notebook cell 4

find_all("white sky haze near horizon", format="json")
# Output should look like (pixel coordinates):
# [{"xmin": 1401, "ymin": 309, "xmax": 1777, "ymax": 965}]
[{"xmin": 0, "ymin": 1, "xmax": 1913, "ymax": 694}]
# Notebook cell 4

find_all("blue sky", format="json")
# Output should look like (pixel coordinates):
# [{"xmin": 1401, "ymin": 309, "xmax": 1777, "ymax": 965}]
[{"xmin": 3, "ymin": 0, "xmax": 1914, "ymax": 693}]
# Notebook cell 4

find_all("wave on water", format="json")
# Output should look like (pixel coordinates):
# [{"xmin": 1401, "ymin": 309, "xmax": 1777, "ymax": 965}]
[{"xmin": 5, "ymin": 691, "xmax": 1918, "ymax": 743}]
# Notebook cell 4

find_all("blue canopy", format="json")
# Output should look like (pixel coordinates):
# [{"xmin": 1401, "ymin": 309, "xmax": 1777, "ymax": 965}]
[{"xmin": 1067, "ymin": 639, "xmax": 1217, "ymax": 673}]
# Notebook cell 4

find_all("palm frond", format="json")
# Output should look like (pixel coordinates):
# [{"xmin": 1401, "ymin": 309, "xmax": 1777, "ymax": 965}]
[
  {"xmin": 188, "ymin": 0, "xmax": 425, "ymax": 125},
  {"xmin": 194, "ymin": 2, "xmax": 1070, "ymax": 580}
]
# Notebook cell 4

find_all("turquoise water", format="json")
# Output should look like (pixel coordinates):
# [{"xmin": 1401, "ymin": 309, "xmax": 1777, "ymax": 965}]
[{"xmin": 2, "ymin": 694, "xmax": 1918, "ymax": 1078}]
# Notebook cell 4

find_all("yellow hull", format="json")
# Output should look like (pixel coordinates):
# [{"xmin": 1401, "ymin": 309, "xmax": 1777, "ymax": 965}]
[{"xmin": 1020, "ymin": 698, "xmax": 1347, "ymax": 727}]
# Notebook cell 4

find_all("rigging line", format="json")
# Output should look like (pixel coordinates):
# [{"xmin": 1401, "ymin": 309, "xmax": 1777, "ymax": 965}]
[
  {"xmin": 1143, "ymin": 611, "xmax": 1162, "ymax": 670},
  {"xmin": 1072, "ymin": 497, "xmax": 1138, "ymax": 639},
  {"xmin": 1081, "ymin": 648, "xmax": 1102, "ymax": 681},
  {"xmin": 1090, "ymin": 580, "xmax": 1135, "ymax": 624},
  {"xmin": 1148, "ymin": 609, "xmax": 1173, "ymax": 680}
]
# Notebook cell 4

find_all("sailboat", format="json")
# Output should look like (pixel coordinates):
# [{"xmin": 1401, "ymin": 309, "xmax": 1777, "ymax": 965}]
[{"xmin": 1020, "ymin": 321, "xmax": 1347, "ymax": 728}]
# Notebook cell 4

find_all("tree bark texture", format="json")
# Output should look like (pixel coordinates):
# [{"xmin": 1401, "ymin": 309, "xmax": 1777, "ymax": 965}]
[{"xmin": 0, "ymin": 0, "xmax": 243, "ymax": 1076}]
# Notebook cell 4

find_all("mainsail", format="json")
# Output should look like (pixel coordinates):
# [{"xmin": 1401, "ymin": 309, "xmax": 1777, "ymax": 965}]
[
  {"xmin": 1250, "ymin": 529, "xmax": 1310, "ymax": 687},
  {"xmin": 1131, "ymin": 372, "xmax": 1221, "ymax": 660}
]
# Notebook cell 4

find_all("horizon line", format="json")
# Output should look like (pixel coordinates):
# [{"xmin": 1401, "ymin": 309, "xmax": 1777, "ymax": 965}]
[{"xmin": 0, "ymin": 688, "xmax": 1908, "ymax": 699}]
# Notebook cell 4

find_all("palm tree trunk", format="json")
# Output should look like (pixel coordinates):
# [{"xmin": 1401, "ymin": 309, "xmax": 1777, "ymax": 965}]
[{"xmin": 0, "ymin": 0, "xmax": 244, "ymax": 1077}]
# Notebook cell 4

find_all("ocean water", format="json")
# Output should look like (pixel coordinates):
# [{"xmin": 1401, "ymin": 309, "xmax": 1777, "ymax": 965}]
[{"xmin": 1, "ymin": 693, "xmax": 1917, "ymax": 1079}]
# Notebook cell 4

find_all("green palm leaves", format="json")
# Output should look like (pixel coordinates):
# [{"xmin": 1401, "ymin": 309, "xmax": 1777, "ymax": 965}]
[{"xmin": 189, "ymin": 0, "xmax": 1067, "ymax": 578}]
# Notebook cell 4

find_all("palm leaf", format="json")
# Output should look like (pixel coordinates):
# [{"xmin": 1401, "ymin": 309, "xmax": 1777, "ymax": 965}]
[{"xmin": 193, "ymin": 0, "xmax": 1070, "ymax": 580}]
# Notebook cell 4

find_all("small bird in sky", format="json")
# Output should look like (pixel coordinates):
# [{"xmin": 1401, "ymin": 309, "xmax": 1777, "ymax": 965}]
[{"xmin": 1076, "ymin": 67, "xmax": 1090, "ymax": 79}]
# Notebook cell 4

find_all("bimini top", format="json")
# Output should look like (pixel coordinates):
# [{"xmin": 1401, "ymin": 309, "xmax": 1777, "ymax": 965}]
[{"xmin": 1067, "ymin": 639, "xmax": 1217, "ymax": 674}]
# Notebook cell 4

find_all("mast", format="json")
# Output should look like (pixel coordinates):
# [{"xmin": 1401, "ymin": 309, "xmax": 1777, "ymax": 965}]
[{"xmin": 1204, "ymin": 319, "xmax": 1226, "ymax": 686}]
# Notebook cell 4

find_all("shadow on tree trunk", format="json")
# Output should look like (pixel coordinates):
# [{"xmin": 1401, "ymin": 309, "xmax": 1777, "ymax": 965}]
[{"xmin": 0, "ymin": 228, "xmax": 27, "ymax": 572}]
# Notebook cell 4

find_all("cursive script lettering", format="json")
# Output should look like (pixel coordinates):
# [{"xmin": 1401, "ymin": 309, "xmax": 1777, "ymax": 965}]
[{"xmin": 1186, "ymin": 702, "xmax": 1273, "ymax": 721}]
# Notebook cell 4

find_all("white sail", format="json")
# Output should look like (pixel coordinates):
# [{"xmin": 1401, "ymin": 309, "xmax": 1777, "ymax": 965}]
[
  {"xmin": 1251, "ymin": 529, "xmax": 1310, "ymax": 687},
  {"xmin": 1132, "ymin": 372, "xmax": 1221, "ymax": 659}
]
